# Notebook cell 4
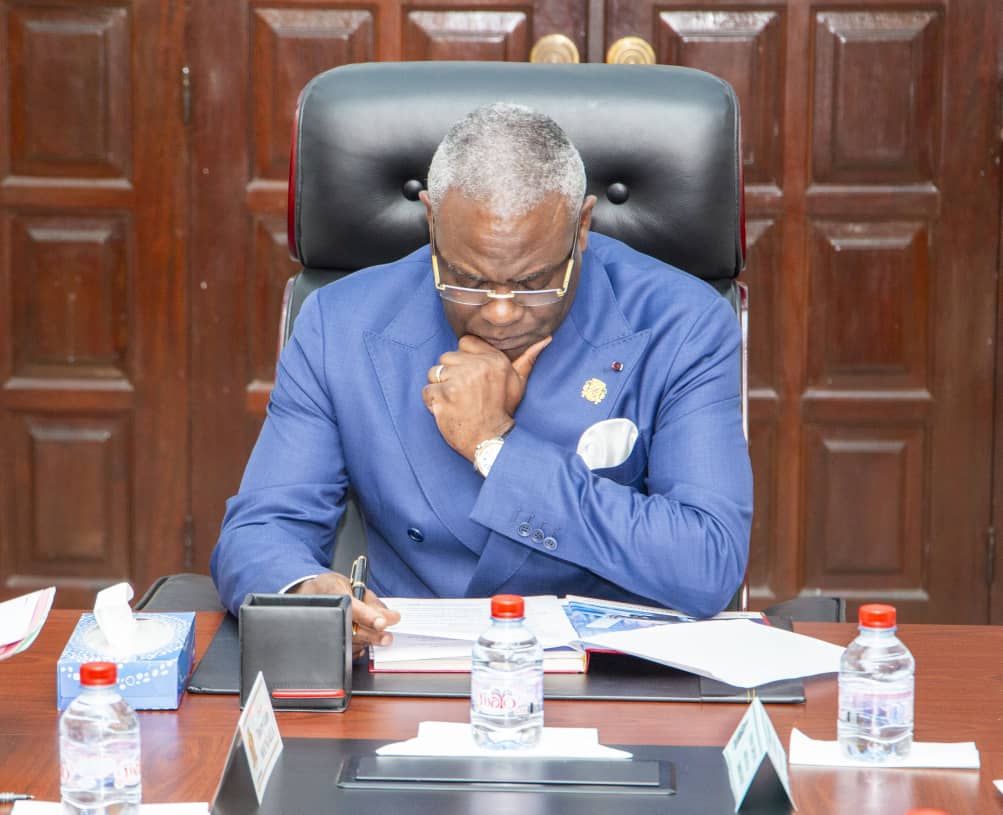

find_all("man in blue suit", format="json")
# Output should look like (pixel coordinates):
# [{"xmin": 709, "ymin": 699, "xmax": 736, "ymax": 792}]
[{"xmin": 211, "ymin": 103, "xmax": 752, "ymax": 651}]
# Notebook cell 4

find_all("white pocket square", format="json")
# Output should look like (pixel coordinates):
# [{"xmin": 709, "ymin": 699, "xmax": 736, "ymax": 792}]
[{"xmin": 576, "ymin": 418, "xmax": 639, "ymax": 470}]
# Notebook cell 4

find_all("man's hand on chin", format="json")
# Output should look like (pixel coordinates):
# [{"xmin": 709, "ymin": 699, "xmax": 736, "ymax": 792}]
[
  {"xmin": 291, "ymin": 572, "xmax": 401, "ymax": 659},
  {"xmin": 422, "ymin": 335, "xmax": 551, "ymax": 460}
]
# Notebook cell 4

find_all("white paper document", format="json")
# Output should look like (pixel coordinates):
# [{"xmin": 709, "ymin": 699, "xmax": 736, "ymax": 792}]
[
  {"xmin": 0, "ymin": 586, "xmax": 55, "ymax": 658},
  {"xmin": 788, "ymin": 728, "xmax": 980, "ymax": 769},
  {"xmin": 994, "ymin": 779, "xmax": 1003, "ymax": 795},
  {"xmin": 584, "ymin": 619, "xmax": 844, "ymax": 688},
  {"xmin": 376, "ymin": 721, "xmax": 632, "ymax": 760},
  {"xmin": 12, "ymin": 804, "xmax": 208, "ymax": 814},
  {"xmin": 384, "ymin": 596, "xmax": 579, "ymax": 649}
]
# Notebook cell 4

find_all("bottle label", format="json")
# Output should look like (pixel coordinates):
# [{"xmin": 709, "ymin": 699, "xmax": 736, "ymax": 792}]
[
  {"xmin": 471, "ymin": 671, "xmax": 543, "ymax": 718},
  {"xmin": 60, "ymin": 740, "xmax": 141, "ymax": 790},
  {"xmin": 114, "ymin": 759, "xmax": 142, "ymax": 789},
  {"xmin": 838, "ymin": 676, "xmax": 914, "ymax": 728}
]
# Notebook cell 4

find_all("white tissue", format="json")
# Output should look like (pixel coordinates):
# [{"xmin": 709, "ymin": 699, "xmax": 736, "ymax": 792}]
[{"xmin": 94, "ymin": 582, "xmax": 138, "ymax": 650}]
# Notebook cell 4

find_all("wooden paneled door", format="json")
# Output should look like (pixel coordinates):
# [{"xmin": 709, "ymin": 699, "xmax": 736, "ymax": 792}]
[
  {"xmin": 607, "ymin": 0, "xmax": 1001, "ymax": 622},
  {"xmin": 0, "ymin": 1, "xmax": 187, "ymax": 607}
]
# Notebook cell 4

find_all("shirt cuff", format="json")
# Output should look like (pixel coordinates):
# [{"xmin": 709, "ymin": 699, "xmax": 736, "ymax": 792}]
[{"xmin": 279, "ymin": 575, "xmax": 319, "ymax": 594}]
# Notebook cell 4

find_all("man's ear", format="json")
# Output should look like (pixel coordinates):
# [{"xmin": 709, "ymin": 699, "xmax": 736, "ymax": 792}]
[
  {"xmin": 578, "ymin": 194, "xmax": 598, "ymax": 252},
  {"xmin": 418, "ymin": 190, "xmax": 434, "ymax": 228}
]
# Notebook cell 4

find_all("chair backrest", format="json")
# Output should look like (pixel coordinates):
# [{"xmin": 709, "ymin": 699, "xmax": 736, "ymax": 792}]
[
  {"xmin": 280, "ymin": 61, "xmax": 748, "ymax": 609},
  {"xmin": 281, "ymin": 61, "xmax": 745, "ymax": 342}
]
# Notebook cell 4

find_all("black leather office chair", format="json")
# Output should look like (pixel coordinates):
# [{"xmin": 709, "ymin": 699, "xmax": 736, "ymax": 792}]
[
  {"xmin": 280, "ymin": 60, "xmax": 750, "ymax": 608},
  {"xmin": 282, "ymin": 61, "xmax": 747, "ymax": 347}
]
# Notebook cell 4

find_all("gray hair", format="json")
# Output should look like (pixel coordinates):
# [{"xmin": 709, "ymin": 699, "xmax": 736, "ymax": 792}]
[{"xmin": 426, "ymin": 102, "xmax": 586, "ymax": 220}]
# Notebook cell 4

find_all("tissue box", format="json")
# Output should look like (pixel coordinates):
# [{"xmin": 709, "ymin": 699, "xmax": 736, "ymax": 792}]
[{"xmin": 57, "ymin": 612, "xmax": 196, "ymax": 710}]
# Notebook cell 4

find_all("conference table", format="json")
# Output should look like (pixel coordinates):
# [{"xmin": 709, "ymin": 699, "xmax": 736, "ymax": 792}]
[{"xmin": 1, "ymin": 611, "xmax": 1000, "ymax": 814}]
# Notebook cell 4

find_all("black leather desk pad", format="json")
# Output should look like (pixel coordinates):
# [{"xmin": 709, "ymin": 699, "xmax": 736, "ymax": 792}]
[
  {"xmin": 189, "ymin": 613, "xmax": 805, "ymax": 703},
  {"xmin": 211, "ymin": 737, "xmax": 793, "ymax": 814}
]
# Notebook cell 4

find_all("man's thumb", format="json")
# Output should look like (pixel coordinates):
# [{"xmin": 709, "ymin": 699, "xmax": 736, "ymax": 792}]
[{"xmin": 512, "ymin": 336, "xmax": 552, "ymax": 379}]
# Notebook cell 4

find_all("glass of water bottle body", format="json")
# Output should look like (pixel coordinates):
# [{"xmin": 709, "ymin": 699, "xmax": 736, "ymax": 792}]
[
  {"xmin": 470, "ymin": 594, "xmax": 544, "ymax": 749},
  {"xmin": 60, "ymin": 661, "xmax": 141, "ymax": 815},
  {"xmin": 838, "ymin": 604, "xmax": 914, "ymax": 761}
]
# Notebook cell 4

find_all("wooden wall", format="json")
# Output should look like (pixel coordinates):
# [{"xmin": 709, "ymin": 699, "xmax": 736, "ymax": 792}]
[{"xmin": 1, "ymin": 0, "xmax": 1001, "ymax": 622}]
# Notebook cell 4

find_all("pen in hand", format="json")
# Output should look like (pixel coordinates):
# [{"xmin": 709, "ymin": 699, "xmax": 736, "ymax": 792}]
[
  {"xmin": 350, "ymin": 555, "xmax": 368, "ymax": 635},
  {"xmin": 350, "ymin": 555, "xmax": 368, "ymax": 601}
]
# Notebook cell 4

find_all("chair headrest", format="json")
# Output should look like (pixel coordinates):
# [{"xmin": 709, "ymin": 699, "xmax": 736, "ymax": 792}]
[{"xmin": 289, "ymin": 62, "xmax": 744, "ymax": 284}]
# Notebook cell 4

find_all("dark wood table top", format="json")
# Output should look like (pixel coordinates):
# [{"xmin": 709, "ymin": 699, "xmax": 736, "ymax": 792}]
[{"xmin": 1, "ymin": 611, "xmax": 1000, "ymax": 814}]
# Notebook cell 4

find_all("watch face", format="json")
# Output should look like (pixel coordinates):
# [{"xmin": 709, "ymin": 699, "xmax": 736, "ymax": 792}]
[{"xmin": 475, "ymin": 438, "xmax": 504, "ymax": 476}]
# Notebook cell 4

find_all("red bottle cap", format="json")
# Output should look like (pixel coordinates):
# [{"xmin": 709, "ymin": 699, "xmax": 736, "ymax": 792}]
[
  {"xmin": 490, "ymin": 594, "xmax": 525, "ymax": 619},
  {"xmin": 858, "ymin": 604, "xmax": 896, "ymax": 628},
  {"xmin": 80, "ymin": 662, "xmax": 117, "ymax": 686}
]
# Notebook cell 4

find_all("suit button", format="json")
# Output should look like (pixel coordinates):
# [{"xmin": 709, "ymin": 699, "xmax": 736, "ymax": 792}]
[
  {"xmin": 531, "ymin": 529, "xmax": 545, "ymax": 543},
  {"xmin": 542, "ymin": 536, "xmax": 558, "ymax": 551},
  {"xmin": 517, "ymin": 523, "xmax": 532, "ymax": 537},
  {"xmin": 407, "ymin": 527, "xmax": 424, "ymax": 542}
]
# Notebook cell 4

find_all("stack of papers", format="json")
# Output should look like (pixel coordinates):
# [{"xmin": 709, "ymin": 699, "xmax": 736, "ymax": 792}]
[
  {"xmin": 0, "ymin": 587, "xmax": 55, "ymax": 660},
  {"xmin": 373, "ymin": 595, "xmax": 845, "ymax": 687},
  {"xmin": 371, "ymin": 596, "xmax": 587, "ymax": 673},
  {"xmin": 584, "ymin": 619, "xmax": 844, "ymax": 688}
]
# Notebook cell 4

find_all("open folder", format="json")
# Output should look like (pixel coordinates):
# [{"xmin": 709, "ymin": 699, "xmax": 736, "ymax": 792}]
[
  {"xmin": 188, "ymin": 609, "xmax": 809, "ymax": 703},
  {"xmin": 369, "ymin": 595, "xmax": 767, "ymax": 676}
]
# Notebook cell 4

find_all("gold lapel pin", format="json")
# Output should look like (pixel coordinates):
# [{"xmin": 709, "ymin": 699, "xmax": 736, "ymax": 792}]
[{"xmin": 581, "ymin": 378, "xmax": 607, "ymax": 405}]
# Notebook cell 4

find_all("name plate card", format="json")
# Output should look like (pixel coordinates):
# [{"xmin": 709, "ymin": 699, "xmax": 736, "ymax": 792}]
[
  {"xmin": 723, "ymin": 696, "xmax": 796, "ymax": 811},
  {"xmin": 237, "ymin": 671, "xmax": 284, "ymax": 804}
]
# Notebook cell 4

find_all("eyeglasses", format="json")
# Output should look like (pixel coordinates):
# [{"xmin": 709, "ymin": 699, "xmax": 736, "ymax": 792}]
[{"xmin": 430, "ymin": 218, "xmax": 580, "ymax": 308}]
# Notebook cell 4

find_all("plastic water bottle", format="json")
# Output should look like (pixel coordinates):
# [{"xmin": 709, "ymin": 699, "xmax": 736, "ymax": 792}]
[
  {"xmin": 60, "ymin": 662, "xmax": 141, "ymax": 814},
  {"xmin": 838, "ymin": 604, "xmax": 914, "ymax": 761},
  {"xmin": 470, "ymin": 594, "xmax": 544, "ymax": 749}
]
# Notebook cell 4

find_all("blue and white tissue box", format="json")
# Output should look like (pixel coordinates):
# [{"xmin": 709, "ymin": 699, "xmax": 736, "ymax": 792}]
[{"xmin": 57, "ymin": 612, "xmax": 196, "ymax": 710}]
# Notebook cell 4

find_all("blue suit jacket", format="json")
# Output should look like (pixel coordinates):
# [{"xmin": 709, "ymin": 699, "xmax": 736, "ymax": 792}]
[{"xmin": 211, "ymin": 233, "xmax": 752, "ymax": 618}]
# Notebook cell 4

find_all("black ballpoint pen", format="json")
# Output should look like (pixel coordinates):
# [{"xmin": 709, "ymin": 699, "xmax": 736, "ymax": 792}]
[
  {"xmin": 0, "ymin": 793, "xmax": 34, "ymax": 803},
  {"xmin": 350, "ymin": 555, "xmax": 368, "ymax": 602},
  {"xmin": 350, "ymin": 555, "xmax": 367, "ymax": 636}
]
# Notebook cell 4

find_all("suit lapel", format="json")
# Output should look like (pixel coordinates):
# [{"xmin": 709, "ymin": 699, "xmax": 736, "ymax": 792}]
[{"xmin": 365, "ymin": 272, "xmax": 491, "ymax": 558}]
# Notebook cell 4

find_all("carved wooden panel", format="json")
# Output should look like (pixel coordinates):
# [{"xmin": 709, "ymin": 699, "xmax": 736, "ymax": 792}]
[
  {"xmin": 744, "ymin": 218, "xmax": 781, "ymax": 596},
  {"xmin": 744, "ymin": 219, "xmax": 781, "ymax": 392},
  {"xmin": 803, "ymin": 424, "xmax": 925, "ymax": 592},
  {"xmin": 1, "ymin": 0, "xmax": 186, "ymax": 608},
  {"xmin": 11, "ymin": 414, "xmax": 129, "ymax": 577},
  {"xmin": 7, "ymin": 4, "xmax": 131, "ymax": 180},
  {"xmin": 9, "ymin": 214, "xmax": 130, "ymax": 379},
  {"xmin": 748, "ymin": 421, "xmax": 776, "ymax": 593},
  {"xmin": 813, "ymin": 10, "xmax": 943, "ymax": 184},
  {"xmin": 652, "ymin": 9, "xmax": 785, "ymax": 187},
  {"xmin": 404, "ymin": 11, "xmax": 530, "ymax": 61},
  {"xmin": 251, "ymin": 7, "xmax": 375, "ymax": 181},
  {"xmin": 807, "ymin": 220, "xmax": 929, "ymax": 390}
]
